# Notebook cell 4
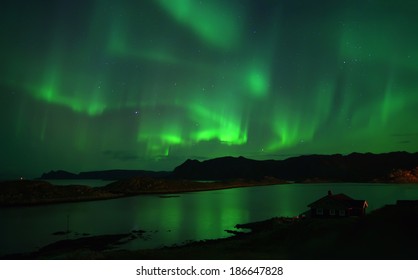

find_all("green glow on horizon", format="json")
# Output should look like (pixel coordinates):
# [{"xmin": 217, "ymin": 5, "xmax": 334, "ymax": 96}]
[
  {"xmin": 136, "ymin": 101, "xmax": 248, "ymax": 156},
  {"xmin": 188, "ymin": 102, "xmax": 248, "ymax": 145},
  {"xmin": 137, "ymin": 119, "xmax": 184, "ymax": 156}
]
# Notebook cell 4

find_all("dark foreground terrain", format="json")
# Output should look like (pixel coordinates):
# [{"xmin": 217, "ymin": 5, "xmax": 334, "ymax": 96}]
[{"xmin": 4, "ymin": 201, "xmax": 418, "ymax": 260}]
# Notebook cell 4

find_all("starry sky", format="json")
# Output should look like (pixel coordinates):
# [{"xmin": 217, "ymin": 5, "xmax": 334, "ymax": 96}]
[{"xmin": 1, "ymin": 0, "xmax": 418, "ymax": 179}]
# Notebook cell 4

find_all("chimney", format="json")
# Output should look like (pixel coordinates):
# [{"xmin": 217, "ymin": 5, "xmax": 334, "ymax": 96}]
[{"xmin": 327, "ymin": 190, "xmax": 332, "ymax": 196}]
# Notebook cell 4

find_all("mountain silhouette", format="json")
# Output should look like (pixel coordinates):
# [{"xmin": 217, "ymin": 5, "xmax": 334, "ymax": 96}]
[
  {"xmin": 172, "ymin": 152, "xmax": 418, "ymax": 182},
  {"xmin": 39, "ymin": 152, "xmax": 418, "ymax": 182}
]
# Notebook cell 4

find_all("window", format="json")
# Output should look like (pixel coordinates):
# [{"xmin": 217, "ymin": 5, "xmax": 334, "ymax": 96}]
[
  {"xmin": 329, "ymin": 209, "xmax": 336, "ymax": 216},
  {"xmin": 316, "ymin": 208, "xmax": 323, "ymax": 215},
  {"xmin": 339, "ymin": 209, "xmax": 346, "ymax": 216}
]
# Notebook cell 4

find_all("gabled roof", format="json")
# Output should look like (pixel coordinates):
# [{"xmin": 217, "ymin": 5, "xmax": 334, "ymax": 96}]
[{"xmin": 308, "ymin": 192, "xmax": 368, "ymax": 210}]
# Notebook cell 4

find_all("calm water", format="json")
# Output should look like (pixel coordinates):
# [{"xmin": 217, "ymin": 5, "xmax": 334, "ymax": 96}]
[{"xmin": 1, "ymin": 182, "xmax": 418, "ymax": 255}]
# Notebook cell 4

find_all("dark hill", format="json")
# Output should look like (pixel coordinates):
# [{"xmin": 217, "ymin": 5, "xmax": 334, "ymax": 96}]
[
  {"xmin": 40, "ymin": 170, "xmax": 77, "ymax": 179},
  {"xmin": 172, "ymin": 152, "xmax": 418, "ymax": 182}
]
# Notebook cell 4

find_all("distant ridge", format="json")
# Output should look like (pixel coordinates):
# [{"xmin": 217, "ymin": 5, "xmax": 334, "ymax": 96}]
[
  {"xmin": 39, "ymin": 152, "xmax": 418, "ymax": 183},
  {"xmin": 171, "ymin": 152, "xmax": 418, "ymax": 182},
  {"xmin": 40, "ymin": 169, "xmax": 171, "ymax": 180},
  {"xmin": 40, "ymin": 170, "xmax": 77, "ymax": 179}
]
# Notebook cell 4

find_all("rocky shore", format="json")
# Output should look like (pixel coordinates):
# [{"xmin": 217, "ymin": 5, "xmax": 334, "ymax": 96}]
[{"xmin": 0, "ymin": 180, "xmax": 120, "ymax": 207}]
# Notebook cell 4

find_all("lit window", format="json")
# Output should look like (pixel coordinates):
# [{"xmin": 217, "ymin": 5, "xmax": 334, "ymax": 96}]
[
  {"xmin": 339, "ymin": 209, "xmax": 346, "ymax": 216},
  {"xmin": 316, "ymin": 208, "xmax": 323, "ymax": 215},
  {"xmin": 330, "ymin": 209, "xmax": 336, "ymax": 216}
]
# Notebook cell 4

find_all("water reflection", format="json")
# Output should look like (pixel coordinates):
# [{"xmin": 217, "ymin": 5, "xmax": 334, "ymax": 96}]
[{"xmin": 1, "ymin": 183, "xmax": 418, "ymax": 255}]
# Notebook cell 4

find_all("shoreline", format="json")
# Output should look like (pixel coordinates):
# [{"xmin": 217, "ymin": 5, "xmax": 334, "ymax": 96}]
[
  {"xmin": 2, "ymin": 180, "xmax": 418, "ymax": 259},
  {"xmin": 1, "ymin": 177, "xmax": 416, "ymax": 207},
  {"xmin": 0, "ymin": 177, "xmax": 287, "ymax": 207},
  {"xmin": 4, "ymin": 201, "xmax": 418, "ymax": 259}
]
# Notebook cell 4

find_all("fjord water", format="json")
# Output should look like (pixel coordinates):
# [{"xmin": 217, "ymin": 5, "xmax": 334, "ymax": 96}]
[{"xmin": 1, "ymin": 183, "xmax": 418, "ymax": 255}]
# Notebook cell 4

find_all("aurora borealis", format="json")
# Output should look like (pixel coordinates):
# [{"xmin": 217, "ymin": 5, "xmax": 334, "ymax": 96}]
[{"xmin": 1, "ymin": 0, "xmax": 418, "ymax": 179}]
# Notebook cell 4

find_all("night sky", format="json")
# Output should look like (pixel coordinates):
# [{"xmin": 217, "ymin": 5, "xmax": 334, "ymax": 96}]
[{"xmin": 1, "ymin": 0, "xmax": 418, "ymax": 179}]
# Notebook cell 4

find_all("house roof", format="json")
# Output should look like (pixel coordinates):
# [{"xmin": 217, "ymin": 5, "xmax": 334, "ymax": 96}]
[{"xmin": 308, "ymin": 192, "xmax": 368, "ymax": 210}]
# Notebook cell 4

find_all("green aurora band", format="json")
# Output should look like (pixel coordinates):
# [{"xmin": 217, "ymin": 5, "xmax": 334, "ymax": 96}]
[{"xmin": 1, "ymin": 0, "xmax": 418, "ymax": 178}]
